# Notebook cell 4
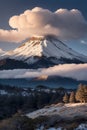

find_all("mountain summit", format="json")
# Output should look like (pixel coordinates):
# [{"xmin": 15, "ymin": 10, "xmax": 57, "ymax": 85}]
[{"xmin": 0, "ymin": 35, "xmax": 87, "ymax": 69}]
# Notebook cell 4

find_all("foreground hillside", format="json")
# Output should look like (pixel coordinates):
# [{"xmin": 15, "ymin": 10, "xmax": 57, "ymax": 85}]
[
  {"xmin": 0, "ymin": 103, "xmax": 87, "ymax": 130},
  {"xmin": 27, "ymin": 103, "xmax": 87, "ymax": 120},
  {"xmin": 0, "ymin": 84, "xmax": 87, "ymax": 129},
  {"xmin": 26, "ymin": 103, "xmax": 87, "ymax": 129}
]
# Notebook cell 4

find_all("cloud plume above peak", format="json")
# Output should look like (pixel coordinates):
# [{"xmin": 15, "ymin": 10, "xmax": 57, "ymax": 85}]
[{"xmin": 0, "ymin": 7, "xmax": 87, "ymax": 43}]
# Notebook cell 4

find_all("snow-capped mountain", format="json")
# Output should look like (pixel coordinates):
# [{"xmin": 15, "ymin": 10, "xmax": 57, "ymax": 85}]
[{"xmin": 0, "ymin": 35, "xmax": 87, "ymax": 69}]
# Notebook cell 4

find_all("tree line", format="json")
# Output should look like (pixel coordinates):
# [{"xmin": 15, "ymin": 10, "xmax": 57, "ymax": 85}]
[
  {"xmin": 63, "ymin": 84, "xmax": 87, "ymax": 103},
  {"xmin": 0, "ymin": 83, "xmax": 87, "ymax": 120}
]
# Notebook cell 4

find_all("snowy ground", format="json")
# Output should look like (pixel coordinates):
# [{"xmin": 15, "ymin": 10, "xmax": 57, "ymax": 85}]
[
  {"xmin": 36, "ymin": 124, "xmax": 87, "ymax": 130},
  {"xmin": 26, "ymin": 103, "xmax": 87, "ymax": 130},
  {"xmin": 27, "ymin": 103, "xmax": 87, "ymax": 120}
]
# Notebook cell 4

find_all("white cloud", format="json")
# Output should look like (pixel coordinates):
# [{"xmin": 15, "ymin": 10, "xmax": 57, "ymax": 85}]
[
  {"xmin": 0, "ymin": 64, "xmax": 87, "ymax": 81},
  {"xmin": 80, "ymin": 40, "xmax": 87, "ymax": 44},
  {"xmin": 0, "ymin": 7, "xmax": 87, "ymax": 43},
  {"xmin": 0, "ymin": 48, "xmax": 5, "ymax": 54}
]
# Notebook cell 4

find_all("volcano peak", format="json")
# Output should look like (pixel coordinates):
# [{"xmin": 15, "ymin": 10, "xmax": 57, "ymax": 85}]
[{"xmin": 0, "ymin": 35, "xmax": 87, "ymax": 69}]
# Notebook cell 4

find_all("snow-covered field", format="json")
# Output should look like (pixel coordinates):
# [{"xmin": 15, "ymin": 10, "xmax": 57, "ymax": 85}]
[
  {"xmin": 36, "ymin": 124, "xmax": 87, "ymax": 130},
  {"xmin": 27, "ymin": 103, "xmax": 87, "ymax": 130},
  {"xmin": 27, "ymin": 103, "xmax": 87, "ymax": 120}
]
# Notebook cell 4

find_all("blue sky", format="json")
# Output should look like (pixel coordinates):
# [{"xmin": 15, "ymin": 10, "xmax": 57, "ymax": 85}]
[{"xmin": 0, "ymin": 0, "xmax": 87, "ymax": 55}]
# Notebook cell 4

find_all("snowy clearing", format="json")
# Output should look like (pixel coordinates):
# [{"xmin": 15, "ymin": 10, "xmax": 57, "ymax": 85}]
[{"xmin": 27, "ymin": 103, "xmax": 87, "ymax": 120}]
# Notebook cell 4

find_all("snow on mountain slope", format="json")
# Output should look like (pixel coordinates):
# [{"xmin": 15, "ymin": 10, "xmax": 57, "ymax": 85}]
[{"xmin": 1, "ymin": 35, "xmax": 87, "ymax": 65}]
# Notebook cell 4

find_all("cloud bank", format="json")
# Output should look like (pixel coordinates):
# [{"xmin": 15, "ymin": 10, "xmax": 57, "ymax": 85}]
[
  {"xmin": 0, "ymin": 64, "xmax": 87, "ymax": 81},
  {"xmin": 0, "ymin": 48, "xmax": 5, "ymax": 54},
  {"xmin": 0, "ymin": 7, "xmax": 87, "ymax": 42}
]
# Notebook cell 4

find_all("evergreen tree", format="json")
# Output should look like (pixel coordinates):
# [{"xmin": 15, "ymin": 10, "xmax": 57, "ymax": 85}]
[
  {"xmin": 63, "ymin": 93, "xmax": 69, "ymax": 103},
  {"xmin": 76, "ymin": 84, "xmax": 87, "ymax": 103},
  {"xmin": 69, "ymin": 91, "xmax": 76, "ymax": 103}
]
